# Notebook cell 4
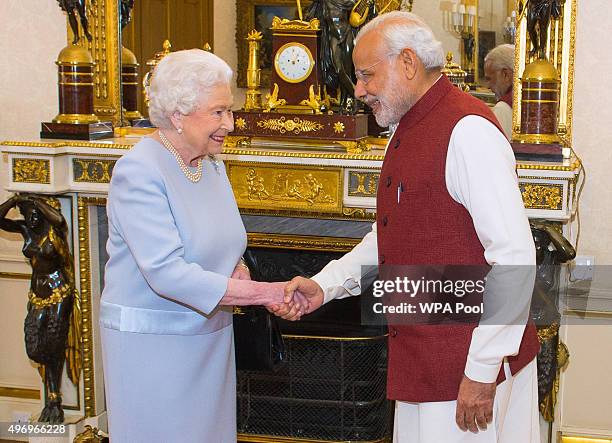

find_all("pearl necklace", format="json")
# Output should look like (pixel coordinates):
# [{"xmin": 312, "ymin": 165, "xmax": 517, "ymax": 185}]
[{"xmin": 158, "ymin": 130, "xmax": 203, "ymax": 183}]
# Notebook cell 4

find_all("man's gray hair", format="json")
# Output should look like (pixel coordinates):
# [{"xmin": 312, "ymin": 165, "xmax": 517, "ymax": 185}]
[
  {"xmin": 484, "ymin": 44, "xmax": 515, "ymax": 72},
  {"xmin": 355, "ymin": 11, "xmax": 445, "ymax": 70},
  {"xmin": 148, "ymin": 49, "xmax": 233, "ymax": 129}
]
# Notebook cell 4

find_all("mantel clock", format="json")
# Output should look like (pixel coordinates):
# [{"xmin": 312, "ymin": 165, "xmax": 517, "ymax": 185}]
[{"xmin": 267, "ymin": 16, "xmax": 323, "ymax": 113}]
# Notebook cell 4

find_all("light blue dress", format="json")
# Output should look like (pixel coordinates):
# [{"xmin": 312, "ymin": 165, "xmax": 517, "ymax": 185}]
[{"xmin": 99, "ymin": 137, "xmax": 247, "ymax": 443}]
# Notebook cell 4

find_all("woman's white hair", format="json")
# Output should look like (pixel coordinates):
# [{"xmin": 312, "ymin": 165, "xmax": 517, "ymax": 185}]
[
  {"xmin": 355, "ymin": 11, "xmax": 445, "ymax": 70},
  {"xmin": 148, "ymin": 49, "xmax": 233, "ymax": 129},
  {"xmin": 484, "ymin": 44, "xmax": 515, "ymax": 72}
]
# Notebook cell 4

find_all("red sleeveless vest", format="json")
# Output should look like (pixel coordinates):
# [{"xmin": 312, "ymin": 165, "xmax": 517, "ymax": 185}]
[{"xmin": 377, "ymin": 76, "xmax": 539, "ymax": 402}]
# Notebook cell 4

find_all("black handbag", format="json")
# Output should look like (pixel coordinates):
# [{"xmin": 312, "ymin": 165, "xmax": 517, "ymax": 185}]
[{"xmin": 233, "ymin": 306, "xmax": 286, "ymax": 371}]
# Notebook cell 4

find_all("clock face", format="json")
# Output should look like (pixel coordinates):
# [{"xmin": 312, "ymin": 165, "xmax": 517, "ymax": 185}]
[{"xmin": 274, "ymin": 42, "xmax": 314, "ymax": 83}]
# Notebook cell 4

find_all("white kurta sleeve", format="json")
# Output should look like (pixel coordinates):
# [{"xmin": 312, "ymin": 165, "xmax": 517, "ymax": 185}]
[
  {"xmin": 107, "ymin": 155, "xmax": 229, "ymax": 315},
  {"xmin": 311, "ymin": 223, "xmax": 379, "ymax": 304},
  {"xmin": 446, "ymin": 115, "xmax": 536, "ymax": 383},
  {"xmin": 491, "ymin": 101, "xmax": 513, "ymax": 140}
]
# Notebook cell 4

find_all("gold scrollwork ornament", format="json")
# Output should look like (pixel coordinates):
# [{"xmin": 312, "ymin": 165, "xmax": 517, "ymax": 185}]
[
  {"xmin": 257, "ymin": 116, "xmax": 324, "ymax": 135},
  {"xmin": 337, "ymin": 140, "xmax": 371, "ymax": 154}
]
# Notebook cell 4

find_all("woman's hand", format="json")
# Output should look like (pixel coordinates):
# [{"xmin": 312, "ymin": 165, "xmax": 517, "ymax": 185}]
[
  {"xmin": 222, "ymin": 279, "xmax": 308, "ymax": 316},
  {"xmin": 230, "ymin": 261, "xmax": 251, "ymax": 280}
]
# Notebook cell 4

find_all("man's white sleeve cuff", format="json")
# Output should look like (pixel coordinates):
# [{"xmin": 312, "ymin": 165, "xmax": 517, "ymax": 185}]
[
  {"xmin": 312, "ymin": 274, "xmax": 361, "ymax": 305},
  {"xmin": 464, "ymin": 356, "xmax": 503, "ymax": 384}
]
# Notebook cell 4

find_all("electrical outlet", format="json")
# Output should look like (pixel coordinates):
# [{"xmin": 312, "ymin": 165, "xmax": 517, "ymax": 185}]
[
  {"xmin": 12, "ymin": 411, "xmax": 30, "ymax": 423},
  {"xmin": 571, "ymin": 255, "xmax": 595, "ymax": 281}
]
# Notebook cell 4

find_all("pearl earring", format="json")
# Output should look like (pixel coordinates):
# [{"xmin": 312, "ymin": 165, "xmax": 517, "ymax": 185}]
[{"xmin": 177, "ymin": 128, "xmax": 183, "ymax": 134}]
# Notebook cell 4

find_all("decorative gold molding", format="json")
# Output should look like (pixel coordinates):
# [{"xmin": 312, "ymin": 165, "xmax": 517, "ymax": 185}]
[
  {"xmin": 88, "ymin": 0, "xmax": 121, "ymax": 124},
  {"xmin": 12, "ymin": 158, "xmax": 51, "ymax": 184},
  {"xmin": 520, "ymin": 183, "xmax": 563, "ymax": 210},
  {"xmin": 517, "ymin": 159, "xmax": 581, "ymax": 172},
  {"xmin": 337, "ymin": 140, "xmax": 372, "ymax": 154},
  {"xmin": 239, "ymin": 206, "xmax": 376, "ymax": 221},
  {"xmin": 283, "ymin": 334, "xmax": 387, "ymax": 341},
  {"xmin": 560, "ymin": 435, "xmax": 612, "ymax": 443},
  {"xmin": 222, "ymin": 147, "xmax": 385, "ymax": 161},
  {"xmin": 73, "ymin": 159, "xmax": 115, "ymax": 183},
  {"xmin": 238, "ymin": 434, "xmax": 388, "ymax": 443},
  {"xmin": 565, "ymin": 0, "xmax": 577, "ymax": 143},
  {"xmin": 74, "ymin": 425, "xmax": 106, "ymax": 443},
  {"xmin": 77, "ymin": 197, "xmax": 106, "ymax": 417},
  {"xmin": 270, "ymin": 17, "xmax": 320, "ymax": 31},
  {"xmin": 0, "ymin": 386, "xmax": 40, "ymax": 400},
  {"xmin": 1, "ymin": 140, "xmax": 133, "ymax": 150},
  {"xmin": 342, "ymin": 207, "xmax": 375, "ymax": 219},
  {"xmin": 247, "ymin": 233, "xmax": 360, "ymax": 252},
  {"xmin": 256, "ymin": 116, "xmax": 324, "ymax": 135},
  {"xmin": 0, "ymin": 271, "xmax": 31, "ymax": 280}
]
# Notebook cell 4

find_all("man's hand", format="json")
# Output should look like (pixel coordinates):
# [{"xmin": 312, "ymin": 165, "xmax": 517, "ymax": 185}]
[
  {"xmin": 269, "ymin": 277, "xmax": 324, "ymax": 321},
  {"xmin": 455, "ymin": 375, "xmax": 496, "ymax": 433}
]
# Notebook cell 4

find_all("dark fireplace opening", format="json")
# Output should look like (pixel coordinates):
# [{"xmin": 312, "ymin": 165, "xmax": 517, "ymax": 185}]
[{"xmin": 238, "ymin": 246, "xmax": 392, "ymax": 442}]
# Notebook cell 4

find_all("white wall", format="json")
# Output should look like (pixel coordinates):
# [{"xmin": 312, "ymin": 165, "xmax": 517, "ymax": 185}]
[
  {"xmin": 571, "ymin": 0, "xmax": 612, "ymax": 264},
  {"xmin": 0, "ymin": 1, "xmax": 66, "ymax": 420}
]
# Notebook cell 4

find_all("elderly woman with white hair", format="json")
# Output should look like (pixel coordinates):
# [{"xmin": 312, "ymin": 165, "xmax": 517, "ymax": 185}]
[{"xmin": 100, "ymin": 49, "xmax": 306, "ymax": 442}]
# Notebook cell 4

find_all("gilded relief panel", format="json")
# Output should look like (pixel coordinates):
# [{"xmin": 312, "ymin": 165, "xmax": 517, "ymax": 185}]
[
  {"xmin": 12, "ymin": 159, "xmax": 51, "ymax": 184},
  {"xmin": 520, "ymin": 183, "xmax": 564, "ymax": 210},
  {"xmin": 347, "ymin": 171, "xmax": 379, "ymax": 197},
  {"xmin": 227, "ymin": 162, "xmax": 342, "ymax": 214},
  {"xmin": 73, "ymin": 159, "xmax": 116, "ymax": 183}
]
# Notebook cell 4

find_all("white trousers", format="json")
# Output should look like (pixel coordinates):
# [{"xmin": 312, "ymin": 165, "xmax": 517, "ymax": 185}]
[{"xmin": 393, "ymin": 359, "xmax": 539, "ymax": 443}]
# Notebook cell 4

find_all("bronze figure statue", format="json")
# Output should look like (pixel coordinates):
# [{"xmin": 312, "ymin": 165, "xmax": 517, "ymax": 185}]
[
  {"xmin": 306, "ymin": 0, "xmax": 377, "ymax": 114},
  {"xmin": 518, "ymin": 0, "xmax": 563, "ymax": 59},
  {"xmin": 120, "ymin": 0, "xmax": 136, "ymax": 30},
  {"xmin": 0, "ymin": 194, "xmax": 81, "ymax": 424},
  {"xmin": 57, "ymin": 0, "xmax": 93, "ymax": 45},
  {"xmin": 530, "ymin": 222, "xmax": 574, "ymax": 421}
]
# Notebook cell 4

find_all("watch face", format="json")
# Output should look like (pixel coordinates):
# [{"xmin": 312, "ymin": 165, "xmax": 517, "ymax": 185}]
[{"xmin": 274, "ymin": 42, "xmax": 314, "ymax": 83}]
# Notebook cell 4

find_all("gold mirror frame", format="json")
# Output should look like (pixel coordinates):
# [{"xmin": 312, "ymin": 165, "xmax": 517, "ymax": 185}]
[
  {"xmin": 73, "ymin": 0, "xmax": 122, "ymax": 126},
  {"xmin": 511, "ymin": 0, "xmax": 577, "ymax": 143}
]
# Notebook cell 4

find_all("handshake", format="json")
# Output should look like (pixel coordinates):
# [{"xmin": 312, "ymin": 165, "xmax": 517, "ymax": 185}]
[
  {"xmin": 227, "ymin": 263, "xmax": 326, "ymax": 321},
  {"xmin": 268, "ymin": 277, "xmax": 325, "ymax": 321}
]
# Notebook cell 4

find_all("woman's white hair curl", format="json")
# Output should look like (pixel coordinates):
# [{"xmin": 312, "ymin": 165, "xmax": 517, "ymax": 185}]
[
  {"xmin": 355, "ymin": 11, "xmax": 445, "ymax": 71},
  {"xmin": 148, "ymin": 49, "xmax": 233, "ymax": 129}
]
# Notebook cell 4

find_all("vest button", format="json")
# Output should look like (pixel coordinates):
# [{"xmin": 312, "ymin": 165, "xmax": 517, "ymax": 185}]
[
  {"xmin": 379, "ymin": 254, "xmax": 385, "ymax": 264},
  {"xmin": 390, "ymin": 328, "xmax": 398, "ymax": 337},
  {"xmin": 382, "ymin": 216, "xmax": 388, "ymax": 226},
  {"xmin": 394, "ymin": 139, "xmax": 401, "ymax": 149},
  {"xmin": 386, "ymin": 176, "xmax": 392, "ymax": 187}
]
